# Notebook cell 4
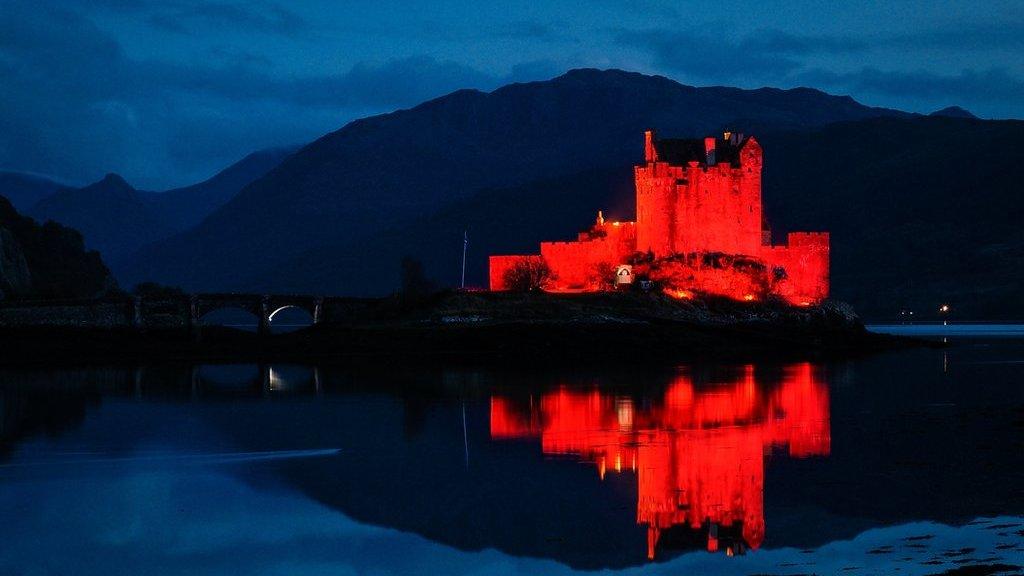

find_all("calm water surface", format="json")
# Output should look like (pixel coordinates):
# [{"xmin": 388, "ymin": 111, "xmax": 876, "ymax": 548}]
[{"xmin": 2, "ymin": 335, "xmax": 1023, "ymax": 575}]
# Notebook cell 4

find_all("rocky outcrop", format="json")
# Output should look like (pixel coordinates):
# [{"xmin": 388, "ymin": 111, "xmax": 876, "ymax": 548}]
[
  {"xmin": 0, "ymin": 226, "xmax": 32, "ymax": 298},
  {"xmin": 0, "ymin": 195, "xmax": 115, "ymax": 300}
]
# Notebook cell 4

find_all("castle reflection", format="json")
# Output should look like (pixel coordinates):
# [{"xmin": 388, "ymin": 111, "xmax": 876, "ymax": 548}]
[{"xmin": 490, "ymin": 363, "xmax": 830, "ymax": 560}]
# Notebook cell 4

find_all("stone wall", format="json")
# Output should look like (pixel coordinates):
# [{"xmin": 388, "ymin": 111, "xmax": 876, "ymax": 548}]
[
  {"xmin": 0, "ymin": 300, "xmax": 132, "ymax": 328},
  {"xmin": 0, "ymin": 295, "xmax": 374, "ymax": 330}
]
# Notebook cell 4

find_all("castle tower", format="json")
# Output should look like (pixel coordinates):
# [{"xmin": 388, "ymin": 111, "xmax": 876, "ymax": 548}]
[
  {"xmin": 489, "ymin": 129, "xmax": 829, "ymax": 304},
  {"xmin": 635, "ymin": 130, "xmax": 681, "ymax": 256},
  {"xmin": 635, "ymin": 131, "xmax": 765, "ymax": 257}
]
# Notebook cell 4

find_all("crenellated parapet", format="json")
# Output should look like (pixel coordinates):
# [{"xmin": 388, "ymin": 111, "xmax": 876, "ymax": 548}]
[{"xmin": 489, "ymin": 130, "xmax": 830, "ymax": 305}]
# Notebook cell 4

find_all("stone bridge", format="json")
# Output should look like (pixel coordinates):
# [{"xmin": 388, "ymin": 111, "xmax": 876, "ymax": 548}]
[{"xmin": 0, "ymin": 293, "xmax": 375, "ymax": 333}]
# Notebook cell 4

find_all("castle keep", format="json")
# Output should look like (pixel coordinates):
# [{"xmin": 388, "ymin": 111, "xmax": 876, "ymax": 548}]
[{"xmin": 489, "ymin": 131, "xmax": 830, "ymax": 305}]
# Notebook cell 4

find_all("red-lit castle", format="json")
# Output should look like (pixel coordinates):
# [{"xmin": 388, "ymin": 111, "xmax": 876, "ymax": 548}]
[{"xmin": 489, "ymin": 131, "xmax": 830, "ymax": 305}]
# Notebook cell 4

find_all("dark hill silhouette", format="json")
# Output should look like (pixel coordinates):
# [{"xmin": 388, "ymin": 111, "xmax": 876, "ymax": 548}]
[
  {"xmin": 151, "ymin": 146, "xmax": 297, "ymax": 233},
  {"xmin": 29, "ymin": 173, "xmax": 167, "ymax": 263},
  {"xmin": 117, "ymin": 68, "xmax": 908, "ymax": 291},
  {"xmin": 0, "ymin": 195, "xmax": 113, "ymax": 299},
  {"xmin": 27, "ymin": 147, "xmax": 293, "ymax": 264},
  {"xmin": 929, "ymin": 106, "xmax": 977, "ymax": 119},
  {"xmin": 0, "ymin": 171, "xmax": 67, "ymax": 212},
  {"xmin": 241, "ymin": 165, "xmax": 637, "ymax": 295},
  {"xmin": 252, "ymin": 116, "xmax": 1024, "ymax": 320},
  {"xmin": 759, "ymin": 116, "xmax": 1024, "ymax": 320}
]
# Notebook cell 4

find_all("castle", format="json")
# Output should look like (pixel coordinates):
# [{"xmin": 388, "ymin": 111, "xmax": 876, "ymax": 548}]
[
  {"xmin": 490, "ymin": 363, "xmax": 831, "ymax": 559},
  {"xmin": 489, "ymin": 131, "xmax": 830, "ymax": 305}
]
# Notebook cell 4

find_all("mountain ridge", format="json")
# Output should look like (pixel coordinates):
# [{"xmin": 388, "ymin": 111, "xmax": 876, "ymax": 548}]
[
  {"xmin": 0, "ymin": 171, "xmax": 68, "ymax": 212},
  {"xmin": 235, "ymin": 113, "xmax": 1024, "ymax": 320},
  {"xmin": 24, "ymin": 146, "xmax": 295, "ymax": 266},
  {"xmin": 117, "ymin": 67, "xmax": 911, "ymax": 291}
]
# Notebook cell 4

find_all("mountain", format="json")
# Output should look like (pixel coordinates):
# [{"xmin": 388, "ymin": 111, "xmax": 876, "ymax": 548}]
[
  {"xmin": 0, "ymin": 195, "xmax": 113, "ymax": 300},
  {"xmin": 27, "ymin": 147, "xmax": 293, "ymax": 266},
  {"xmin": 150, "ymin": 146, "xmax": 297, "ymax": 233},
  {"xmin": 758, "ymin": 116, "xmax": 1024, "ymax": 320},
  {"xmin": 254, "ymin": 115, "xmax": 1024, "ymax": 320},
  {"xmin": 929, "ymin": 106, "xmax": 978, "ymax": 119},
  {"xmin": 29, "ymin": 173, "xmax": 168, "ymax": 264},
  {"xmin": 244, "ymin": 165, "xmax": 638, "ymax": 295},
  {"xmin": 0, "ymin": 171, "xmax": 67, "ymax": 212},
  {"xmin": 118, "ymin": 68, "xmax": 909, "ymax": 290}
]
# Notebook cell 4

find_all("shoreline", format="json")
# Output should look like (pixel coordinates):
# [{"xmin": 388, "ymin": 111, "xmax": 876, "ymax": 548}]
[{"xmin": 0, "ymin": 292, "xmax": 931, "ymax": 367}]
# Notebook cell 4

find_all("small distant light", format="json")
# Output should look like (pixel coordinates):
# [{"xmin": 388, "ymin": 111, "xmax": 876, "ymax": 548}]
[
  {"xmin": 939, "ymin": 304, "xmax": 950, "ymax": 313},
  {"xmin": 743, "ymin": 294, "xmax": 755, "ymax": 301}
]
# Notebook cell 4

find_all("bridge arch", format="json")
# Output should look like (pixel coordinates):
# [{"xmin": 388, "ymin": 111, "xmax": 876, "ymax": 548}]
[
  {"xmin": 197, "ymin": 305, "xmax": 260, "ymax": 331},
  {"xmin": 267, "ymin": 305, "xmax": 315, "ymax": 332}
]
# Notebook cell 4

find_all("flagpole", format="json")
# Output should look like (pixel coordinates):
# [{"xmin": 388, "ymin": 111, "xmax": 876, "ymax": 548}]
[{"xmin": 461, "ymin": 229, "xmax": 468, "ymax": 289}]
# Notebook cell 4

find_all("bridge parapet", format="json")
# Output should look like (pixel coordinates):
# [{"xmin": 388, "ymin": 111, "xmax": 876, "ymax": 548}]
[
  {"xmin": 0, "ymin": 293, "xmax": 369, "ymax": 332},
  {"xmin": 0, "ymin": 299, "xmax": 133, "ymax": 328}
]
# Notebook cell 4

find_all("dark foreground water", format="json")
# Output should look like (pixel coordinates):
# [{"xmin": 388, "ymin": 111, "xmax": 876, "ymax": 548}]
[{"xmin": 2, "ymin": 335, "xmax": 1023, "ymax": 575}]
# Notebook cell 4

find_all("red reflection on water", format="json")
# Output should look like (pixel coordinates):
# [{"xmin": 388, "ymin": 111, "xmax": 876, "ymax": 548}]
[{"xmin": 490, "ymin": 363, "xmax": 830, "ymax": 559}]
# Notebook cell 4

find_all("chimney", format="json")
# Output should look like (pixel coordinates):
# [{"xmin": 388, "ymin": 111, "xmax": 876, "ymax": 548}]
[
  {"xmin": 704, "ymin": 136, "xmax": 716, "ymax": 166},
  {"xmin": 644, "ymin": 130, "xmax": 657, "ymax": 163}
]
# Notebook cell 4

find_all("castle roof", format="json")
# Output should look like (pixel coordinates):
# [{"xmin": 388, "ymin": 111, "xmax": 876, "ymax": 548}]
[{"xmin": 653, "ymin": 134, "xmax": 751, "ymax": 167}]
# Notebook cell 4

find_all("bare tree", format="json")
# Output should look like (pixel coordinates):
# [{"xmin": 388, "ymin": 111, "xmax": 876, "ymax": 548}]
[
  {"xmin": 400, "ymin": 256, "xmax": 436, "ymax": 298},
  {"xmin": 502, "ymin": 257, "xmax": 552, "ymax": 292}
]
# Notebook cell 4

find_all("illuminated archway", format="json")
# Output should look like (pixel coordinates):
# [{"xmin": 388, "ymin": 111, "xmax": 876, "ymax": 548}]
[{"xmin": 267, "ymin": 305, "xmax": 314, "ymax": 332}]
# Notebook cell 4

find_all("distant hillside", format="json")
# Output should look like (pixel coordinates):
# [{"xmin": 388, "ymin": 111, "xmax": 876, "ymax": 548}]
[
  {"xmin": 0, "ymin": 195, "xmax": 113, "ymax": 300},
  {"xmin": 151, "ymin": 146, "xmax": 297, "ymax": 232},
  {"xmin": 244, "ymin": 166, "xmax": 638, "ymax": 295},
  {"xmin": 252, "ymin": 115, "xmax": 1024, "ymax": 321},
  {"xmin": 759, "ymin": 116, "xmax": 1024, "ymax": 320},
  {"xmin": 118, "ymin": 68, "xmax": 908, "ymax": 290},
  {"xmin": 27, "ymin": 147, "xmax": 293, "ymax": 264},
  {"xmin": 0, "ymin": 171, "xmax": 67, "ymax": 212},
  {"xmin": 929, "ymin": 106, "xmax": 977, "ymax": 119},
  {"xmin": 29, "ymin": 173, "xmax": 168, "ymax": 264}
]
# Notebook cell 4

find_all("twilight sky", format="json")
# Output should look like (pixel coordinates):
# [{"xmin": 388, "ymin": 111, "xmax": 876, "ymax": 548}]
[{"xmin": 2, "ymin": 0, "xmax": 1023, "ymax": 189}]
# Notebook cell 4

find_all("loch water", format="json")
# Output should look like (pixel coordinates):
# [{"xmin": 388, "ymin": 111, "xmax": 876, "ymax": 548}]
[{"xmin": 1, "ymin": 332, "xmax": 1023, "ymax": 575}]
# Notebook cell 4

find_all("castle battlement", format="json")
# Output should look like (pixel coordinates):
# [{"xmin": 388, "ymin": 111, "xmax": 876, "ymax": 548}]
[{"xmin": 489, "ymin": 131, "xmax": 830, "ymax": 304}]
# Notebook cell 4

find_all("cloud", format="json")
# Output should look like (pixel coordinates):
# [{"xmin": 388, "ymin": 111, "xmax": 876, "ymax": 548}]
[
  {"xmin": 0, "ymin": 1, "xmax": 510, "ymax": 188},
  {"xmin": 797, "ymin": 67, "xmax": 1024, "ymax": 111},
  {"xmin": 489, "ymin": 21, "xmax": 560, "ymax": 40},
  {"xmin": 53, "ymin": 0, "xmax": 310, "ymax": 37},
  {"xmin": 615, "ymin": 24, "xmax": 1024, "ymax": 117},
  {"xmin": 880, "ymin": 23, "xmax": 1024, "ymax": 51},
  {"xmin": 614, "ymin": 27, "xmax": 865, "ymax": 81},
  {"xmin": 743, "ymin": 29, "xmax": 867, "ymax": 55},
  {"xmin": 145, "ymin": 1, "xmax": 308, "ymax": 37}
]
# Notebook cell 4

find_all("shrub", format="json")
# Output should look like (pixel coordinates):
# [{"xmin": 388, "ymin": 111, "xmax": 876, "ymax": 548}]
[{"xmin": 502, "ymin": 257, "xmax": 552, "ymax": 292}]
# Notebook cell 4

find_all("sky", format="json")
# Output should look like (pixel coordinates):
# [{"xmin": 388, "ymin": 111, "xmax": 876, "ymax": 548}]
[{"xmin": 2, "ymin": 0, "xmax": 1023, "ymax": 190}]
